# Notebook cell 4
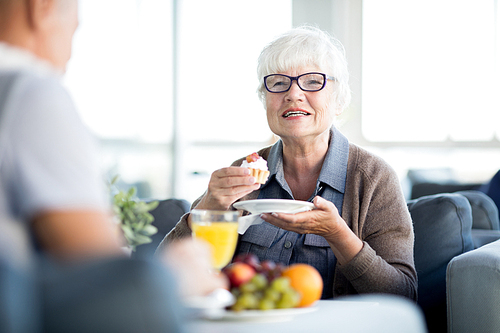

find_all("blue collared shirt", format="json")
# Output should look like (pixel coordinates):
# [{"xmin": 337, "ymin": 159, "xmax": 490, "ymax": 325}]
[{"xmin": 237, "ymin": 127, "xmax": 349, "ymax": 299}]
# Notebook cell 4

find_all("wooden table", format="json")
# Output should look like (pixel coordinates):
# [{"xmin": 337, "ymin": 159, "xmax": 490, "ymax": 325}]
[{"xmin": 186, "ymin": 295, "xmax": 427, "ymax": 333}]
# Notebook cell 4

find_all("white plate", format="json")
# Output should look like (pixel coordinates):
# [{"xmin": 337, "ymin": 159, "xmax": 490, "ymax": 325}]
[
  {"xmin": 213, "ymin": 306, "xmax": 317, "ymax": 322},
  {"xmin": 233, "ymin": 199, "xmax": 315, "ymax": 215}
]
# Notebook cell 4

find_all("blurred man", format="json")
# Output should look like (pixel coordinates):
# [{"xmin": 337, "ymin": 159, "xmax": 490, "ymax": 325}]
[{"xmin": 0, "ymin": 1, "xmax": 225, "ymax": 332}]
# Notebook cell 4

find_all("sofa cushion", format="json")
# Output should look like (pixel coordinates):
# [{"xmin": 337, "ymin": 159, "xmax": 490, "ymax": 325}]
[
  {"xmin": 455, "ymin": 190, "xmax": 499, "ymax": 230},
  {"xmin": 470, "ymin": 229, "xmax": 500, "ymax": 249},
  {"xmin": 407, "ymin": 193, "xmax": 474, "ymax": 332}
]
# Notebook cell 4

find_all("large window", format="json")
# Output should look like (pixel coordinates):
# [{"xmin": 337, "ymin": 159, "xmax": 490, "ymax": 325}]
[{"xmin": 362, "ymin": 0, "xmax": 499, "ymax": 142}]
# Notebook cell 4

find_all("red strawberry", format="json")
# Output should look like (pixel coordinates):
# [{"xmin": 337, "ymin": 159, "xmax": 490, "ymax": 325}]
[{"xmin": 246, "ymin": 152, "xmax": 259, "ymax": 163}]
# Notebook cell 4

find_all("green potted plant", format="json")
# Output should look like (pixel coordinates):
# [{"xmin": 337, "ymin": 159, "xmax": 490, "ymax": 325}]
[{"xmin": 110, "ymin": 176, "xmax": 159, "ymax": 252}]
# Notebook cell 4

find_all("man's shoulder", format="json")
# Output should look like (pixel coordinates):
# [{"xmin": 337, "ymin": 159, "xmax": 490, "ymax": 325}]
[
  {"xmin": 1, "ymin": 69, "xmax": 64, "ymax": 108},
  {"xmin": 0, "ymin": 68, "xmax": 59, "ymax": 85}
]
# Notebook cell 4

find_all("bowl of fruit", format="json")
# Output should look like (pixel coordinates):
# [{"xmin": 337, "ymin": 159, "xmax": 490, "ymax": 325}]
[{"xmin": 218, "ymin": 254, "xmax": 323, "ymax": 320}]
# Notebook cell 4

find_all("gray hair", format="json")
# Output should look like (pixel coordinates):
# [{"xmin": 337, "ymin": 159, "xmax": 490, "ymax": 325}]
[{"xmin": 257, "ymin": 26, "xmax": 351, "ymax": 112}]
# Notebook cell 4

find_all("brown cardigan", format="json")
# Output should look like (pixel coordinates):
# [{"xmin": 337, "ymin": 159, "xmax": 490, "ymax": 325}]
[{"xmin": 159, "ymin": 143, "xmax": 417, "ymax": 300}]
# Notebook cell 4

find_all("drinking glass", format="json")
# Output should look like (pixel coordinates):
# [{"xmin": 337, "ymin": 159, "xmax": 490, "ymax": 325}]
[{"xmin": 190, "ymin": 209, "xmax": 239, "ymax": 270}]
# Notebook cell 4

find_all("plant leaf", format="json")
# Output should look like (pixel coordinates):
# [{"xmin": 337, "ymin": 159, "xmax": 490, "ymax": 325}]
[
  {"xmin": 132, "ymin": 234, "xmax": 153, "ymax": 245},
  {"xmin": 110, "ymin": 175, "xmax": 120, "ymax": 186},
  {"xmin": 121, "ymin": 224, "xmax": 135, "ymax": 240},
  {"xmin": 146, "ymin": 200, "xmax": 159, "ymax": 211},
  {"xmin": 140, "ymin": 225, "xmax": 158, "ymax": 236},
  {"xmin": 128, "ymin": 187, "xmax": 136, "ymax": 197}
]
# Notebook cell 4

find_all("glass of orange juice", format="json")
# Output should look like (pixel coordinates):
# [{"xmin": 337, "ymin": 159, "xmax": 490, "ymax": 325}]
[{"xmin": 191, "ymin": 209, "xmax": 239, "ymax": 270}]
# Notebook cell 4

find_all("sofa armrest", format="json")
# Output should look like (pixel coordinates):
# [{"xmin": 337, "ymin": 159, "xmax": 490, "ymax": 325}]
[{"xmin": 447, "ymin": 239, "xmax": 500, "ymax": 333}]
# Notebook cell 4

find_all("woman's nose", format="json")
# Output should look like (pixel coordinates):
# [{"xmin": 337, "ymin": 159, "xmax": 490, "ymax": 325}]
[{"xmin": 285, "ymin": 81, "xmax": 305, "ymax": 101}]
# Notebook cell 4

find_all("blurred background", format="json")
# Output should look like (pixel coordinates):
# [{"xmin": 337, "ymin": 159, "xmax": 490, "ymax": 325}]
[{"xmin": 64, "ymin": 0, "xmax": 500, "ymax": 203}]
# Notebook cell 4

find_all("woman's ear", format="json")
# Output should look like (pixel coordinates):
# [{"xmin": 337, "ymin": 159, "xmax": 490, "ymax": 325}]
[{"xmin": 25, "ymin": 0, "xmax": 56, "ymax": 30}]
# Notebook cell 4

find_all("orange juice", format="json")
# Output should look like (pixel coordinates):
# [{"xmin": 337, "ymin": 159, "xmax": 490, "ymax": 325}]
[{"xmin": 192, "ymin": 221, "xmax": 239, "ymax": 269}]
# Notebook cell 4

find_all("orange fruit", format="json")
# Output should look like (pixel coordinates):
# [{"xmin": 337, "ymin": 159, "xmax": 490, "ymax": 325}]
[{"xmin": 281, "ymin": 263, "xmax": 323, "ymax": 307}]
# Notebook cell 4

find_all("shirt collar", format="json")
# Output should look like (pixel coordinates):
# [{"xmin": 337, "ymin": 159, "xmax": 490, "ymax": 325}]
[
  {"xmin": 264, "ymin": 126, "xmax": 349, "ymax": 194},
  {"xmin": 318, "ymin": 126, "xmax": 349, "ymax": 193},
  {"xmin": 0, "ymin": 42, "xmax": 61, "ymax": 76}
]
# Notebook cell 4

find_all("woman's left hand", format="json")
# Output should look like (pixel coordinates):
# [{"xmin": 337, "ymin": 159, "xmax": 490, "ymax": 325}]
[
  {"xmin": 260, "ymin": 196, "xmax": 343, "ymax": 237},
  {"xmin": 260, "ymin": 196, "xmax": 363, "ymax": 264}
]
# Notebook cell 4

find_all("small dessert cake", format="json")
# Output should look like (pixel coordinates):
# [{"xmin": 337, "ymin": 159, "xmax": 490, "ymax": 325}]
[{"xmin": 241, "ymin": 152, "xmax": 270, "ymax": 184}]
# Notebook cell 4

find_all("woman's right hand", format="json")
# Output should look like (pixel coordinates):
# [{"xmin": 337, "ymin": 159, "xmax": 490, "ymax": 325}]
[{"xmin": 194, "ymin": 167, "xmax": 261, "ymax": 211}]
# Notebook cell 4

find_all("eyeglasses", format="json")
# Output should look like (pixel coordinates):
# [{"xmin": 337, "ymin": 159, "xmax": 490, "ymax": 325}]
[{"xmin": 263, "ymin": 72, "xmax": 336, "ymax": 93}]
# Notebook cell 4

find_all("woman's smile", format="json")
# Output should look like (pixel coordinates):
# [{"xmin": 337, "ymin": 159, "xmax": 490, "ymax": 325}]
[{"xmin": 282, "ymin": 107, "xmax": 311, "ymax": 118}]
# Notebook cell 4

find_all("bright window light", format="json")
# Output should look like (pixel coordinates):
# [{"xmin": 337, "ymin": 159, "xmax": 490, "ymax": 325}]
[
  {"xmin": 65, "ymin": 0, "xmax": 173, "ymax": 143},
  {"xmin": 362, "ymin": 0, "xmax": 499, "ymax": 142}
]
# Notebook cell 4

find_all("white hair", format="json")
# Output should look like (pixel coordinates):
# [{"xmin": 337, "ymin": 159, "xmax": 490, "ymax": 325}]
[{"xmin": 257, "ymin": 26, "xmax": 351, "ymax": 112}]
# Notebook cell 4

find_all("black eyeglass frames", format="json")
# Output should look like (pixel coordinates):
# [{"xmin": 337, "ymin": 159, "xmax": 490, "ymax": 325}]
[{"xmin": 263, "ymin": 72, "xmax": 336, "ymax": 93}]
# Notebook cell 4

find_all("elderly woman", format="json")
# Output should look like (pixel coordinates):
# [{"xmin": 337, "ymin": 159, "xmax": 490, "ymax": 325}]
[{"xmin": 162, "ymin": 26, "xmax": 417, "ymax": 300}]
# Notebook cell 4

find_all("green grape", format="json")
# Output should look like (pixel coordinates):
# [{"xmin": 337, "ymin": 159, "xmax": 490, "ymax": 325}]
[
  {"xmin": 281, "ymin": 289, "xmax": 301, "ymax": 308},
  {"xmin": 276, "ymin": 298, "xmax": 293, "ymax": 309},
  {"xmin": 270, "ymin": 277, "xmax": 291, "ymax": 292},
  {"xmin": 238, "ymin": 292, "xmax": 259, "ymax": 310},
  {"xmin": 231, "ymin": 301, "xmax": 246, "ymax": 312},
  {"xmin": 258, "ymin": 298, "xmax": 276, "ymax": 311},
  {"xmin": 251, "ymin": 273, "xmax": 268, "ymax": 290},
  {"xmin": 240, "ymin": 281, "xmax": 258, "ymax": 293},
  {"xmin": 264, "ymin": 288, "xmax": 281, "ymax": 302},
  {"xmin": 292, "ymin": 289, "xmax": 302, "ymax": 307}
]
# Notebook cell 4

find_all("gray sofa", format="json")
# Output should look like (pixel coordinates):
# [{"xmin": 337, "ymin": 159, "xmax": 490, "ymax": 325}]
[
  {"xmin": 408, "ymin": 190, "xmax": 499, "ymax": 333},
  {"xmin": 447, "ymin": 238, "xmax": 500, "ymax": 333}
]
